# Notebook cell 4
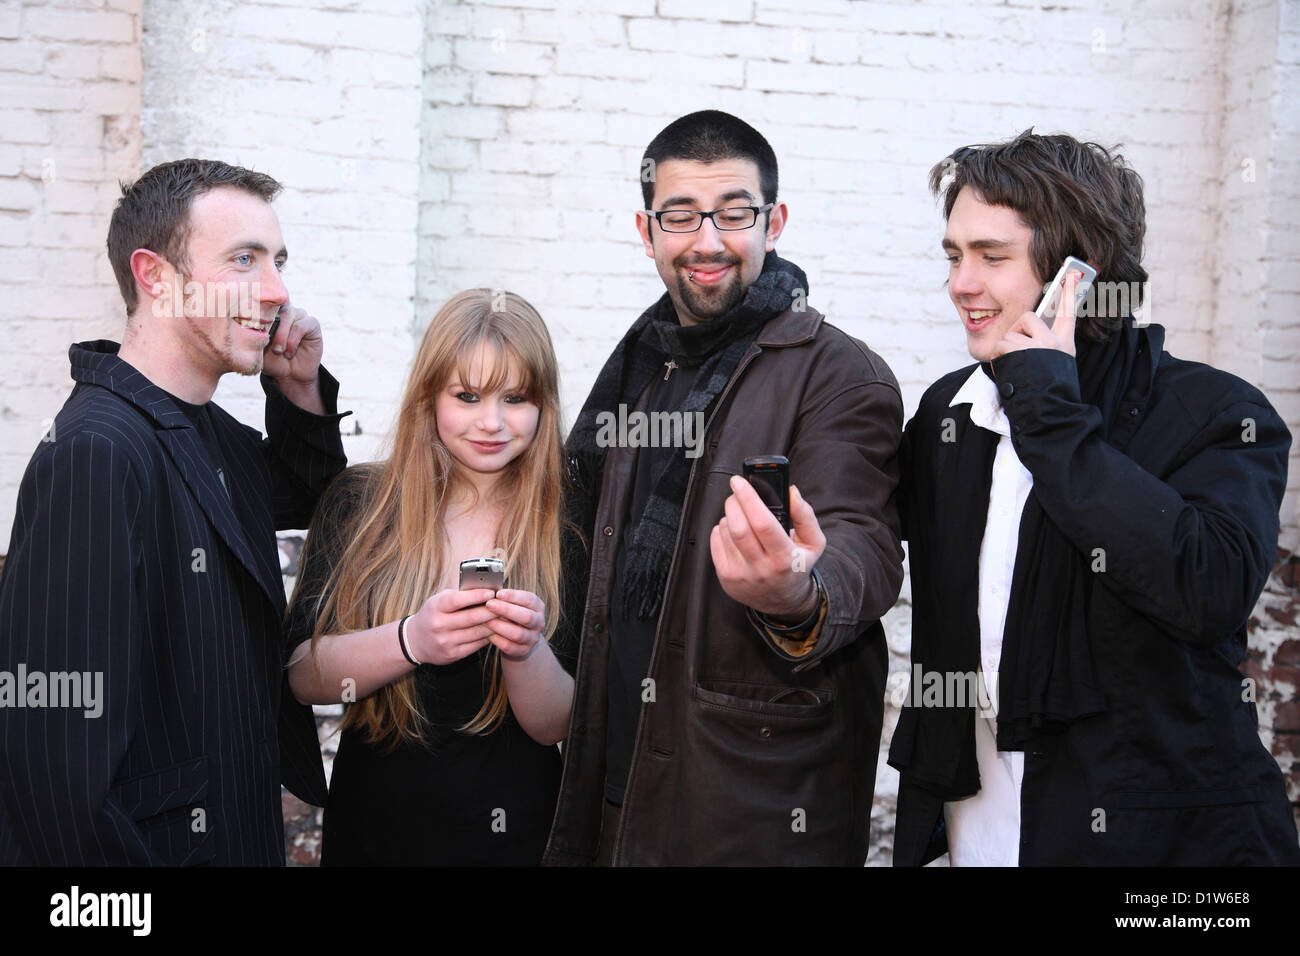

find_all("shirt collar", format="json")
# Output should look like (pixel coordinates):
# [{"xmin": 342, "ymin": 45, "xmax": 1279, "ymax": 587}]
[{"xmin": 949, "ymin": 365, "xmax": 1010, "ymax": 437}]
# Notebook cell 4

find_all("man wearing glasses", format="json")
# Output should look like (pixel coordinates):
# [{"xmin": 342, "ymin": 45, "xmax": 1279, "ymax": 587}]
[{"xmin": 546, "ymin": 110, "xmax": 904, "ymax": 865}]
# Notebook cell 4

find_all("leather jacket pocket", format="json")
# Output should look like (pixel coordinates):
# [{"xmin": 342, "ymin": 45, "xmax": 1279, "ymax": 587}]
[
  {"xmin": 695, "ymin": 679, "xmax": 832, "ymax": 719},
  {"xmin": 672, "ymin": 680, "xmax": 853, "ymax": 864}
]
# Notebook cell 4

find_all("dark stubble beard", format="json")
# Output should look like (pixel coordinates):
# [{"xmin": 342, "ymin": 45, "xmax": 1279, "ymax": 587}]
[
  {"xmin": 673, "ymin": 262, "xmax": 746, "ymax": 323},
  {"xmin": 194, "ymin": 315, "xmax": 265, "ymax": 377}
]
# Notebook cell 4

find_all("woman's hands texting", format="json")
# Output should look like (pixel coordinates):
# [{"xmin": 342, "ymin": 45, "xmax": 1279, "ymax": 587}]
[{"xmin": 405, "ymin": 588, "xmax": 547, "ymax": 665}]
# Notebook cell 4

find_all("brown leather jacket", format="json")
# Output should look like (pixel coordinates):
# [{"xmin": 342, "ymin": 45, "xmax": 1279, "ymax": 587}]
[{"xmin": 544, "ymin": 307, "xmax": 904, "ymax": 865}]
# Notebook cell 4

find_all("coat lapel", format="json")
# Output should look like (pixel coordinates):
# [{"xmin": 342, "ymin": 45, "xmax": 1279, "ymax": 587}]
[
  {"xmin": 895, "ymin": 378, "xmax": 1000, "ymax": 795},
  {"xmin": 155, "ymin": 428, "xmax": 285, "ymax": 611},
  {"xmin": 933, "ymin": 408, "xmax": 998, "ymax": 619},
  {"xmin": 68, "ymin": 341, "xmax": 285, "ymax": 612}
]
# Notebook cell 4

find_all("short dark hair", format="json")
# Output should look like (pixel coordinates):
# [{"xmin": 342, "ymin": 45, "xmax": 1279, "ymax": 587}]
[
  {"xmin": 641, "ymin": 110, "xmax": 778, "ymax": 210},
  {"xmin": 107, "ymin": 159, "xmax": 282, "ymax": 314},
  {"xmin": 930, "ymin": 129, "xmax": 1148, "ymax": 340}
]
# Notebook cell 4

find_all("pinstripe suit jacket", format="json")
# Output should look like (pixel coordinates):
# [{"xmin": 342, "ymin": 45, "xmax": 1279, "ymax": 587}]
[{"xmin": 0, "ymin": 340, "xmax": 346, "ymax": 865}]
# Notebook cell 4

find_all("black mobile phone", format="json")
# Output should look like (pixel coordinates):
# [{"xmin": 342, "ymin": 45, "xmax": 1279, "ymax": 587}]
[
  {"xmin": 743, "ymin": 455, "xmax": 791, "ymax": 532},
  {"xmin": 459, "ymin": 557, "xmax": 505, "ymax": 592}
]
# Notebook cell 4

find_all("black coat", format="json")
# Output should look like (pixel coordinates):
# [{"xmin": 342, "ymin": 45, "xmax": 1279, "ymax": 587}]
[
  {"xmin": 0, "ymin": 341, "xmax": 345, "ymax": 865},
  {"xmin": 890, "ymin": 325, "xmax": 1300, "ymax": 865}
]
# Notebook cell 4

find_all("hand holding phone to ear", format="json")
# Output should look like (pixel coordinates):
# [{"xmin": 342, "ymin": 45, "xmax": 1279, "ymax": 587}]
[{"xmin": 992, "ymin": 257, "xmax": 1096, "ymax": 359}]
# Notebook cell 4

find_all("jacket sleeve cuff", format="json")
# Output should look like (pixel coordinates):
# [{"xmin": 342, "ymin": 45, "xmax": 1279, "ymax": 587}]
[
  {"xmin": 746, "ymin": 571, "xmax": 828, "ymax": 661},
  {"xmin": 989, "ymin": 348, "xmax": 1082, "ymax": 417},
  {"xmin": 261, "ymin": 366, "xmax": 352, "ymax": 443}
]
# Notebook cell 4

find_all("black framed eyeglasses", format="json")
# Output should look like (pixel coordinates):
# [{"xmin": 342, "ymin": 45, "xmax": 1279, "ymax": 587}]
[{"xmin": 643, "ymin": 203, "xmax": 774, "ymax": 233}]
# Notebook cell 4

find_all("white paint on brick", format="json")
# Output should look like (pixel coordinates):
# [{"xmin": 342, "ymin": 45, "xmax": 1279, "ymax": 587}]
[
  {"xmin": 3, "ymin": 0, "xmax": 1299, "ymax": 863},
  {"xmin": 0, "ymin": 0, "xmax": 143, "ymax": 544}
]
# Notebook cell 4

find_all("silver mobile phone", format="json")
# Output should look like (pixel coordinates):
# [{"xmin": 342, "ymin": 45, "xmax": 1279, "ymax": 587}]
[
  {"xmin": 1035, "ymin": 256, "xmax": 1098, "ymax": 328},
  {"xmin": 459, "ymin": 557, "xmax": 505, "ymax": 592}
]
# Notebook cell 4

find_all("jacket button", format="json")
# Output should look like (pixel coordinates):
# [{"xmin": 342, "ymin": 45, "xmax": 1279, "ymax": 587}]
[
  {"xmin": 998, "ymin": 382, "xmax": 1014, "ymax": 398},
  {"xmin": 602, "ymin": 526, "xmax": 613, "ymax": 536},
  {"xmin": 592, "ymin": 622, "xmax": 603, "ymax": 633},
  {"xmin": 1128, "ymin": 406, "xmax": 1139, "ymax": 417},
  {"xmin": 759, "ymin": 726, "xmax": 772, "ymax": 738}
]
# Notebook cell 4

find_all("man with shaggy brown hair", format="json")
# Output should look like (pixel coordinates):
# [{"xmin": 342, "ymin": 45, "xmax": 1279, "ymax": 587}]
[{"xmin": 891, "ymin": 130, "xmax": 1299, "ymax": 866}]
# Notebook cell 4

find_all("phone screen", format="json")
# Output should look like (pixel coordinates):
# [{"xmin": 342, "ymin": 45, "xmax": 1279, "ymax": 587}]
[{"xmin": 743, "ymin": 456, "xmax": 791, "ymax": 532}]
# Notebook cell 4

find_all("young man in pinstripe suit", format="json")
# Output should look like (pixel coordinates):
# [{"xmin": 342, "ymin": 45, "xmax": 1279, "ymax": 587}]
[{"xmin": 0, "ymin": 160, "xmax": 347, "ymax": 865}]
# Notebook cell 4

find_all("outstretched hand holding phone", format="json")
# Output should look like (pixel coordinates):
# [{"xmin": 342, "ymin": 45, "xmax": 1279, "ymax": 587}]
[{"xmin": 710, "ymin": 474, "xmax": 826, "ymax": 623}]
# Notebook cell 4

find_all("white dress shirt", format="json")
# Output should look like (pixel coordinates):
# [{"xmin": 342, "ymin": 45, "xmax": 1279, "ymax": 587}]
[{"xmin": 941, "ymin": 367, "xmax": 1035, "ymax": 867}]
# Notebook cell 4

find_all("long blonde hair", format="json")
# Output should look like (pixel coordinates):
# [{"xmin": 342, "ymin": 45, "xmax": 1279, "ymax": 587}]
[{"xmin": 303, "ymin": 289, "xmax": 566, "ymax": 748}]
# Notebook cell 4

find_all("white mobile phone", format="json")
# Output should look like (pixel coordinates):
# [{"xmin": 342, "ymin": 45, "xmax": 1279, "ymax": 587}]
[{"xmin": 1035, "ymin": 257, "xmax": 1098, "ymax": 328}]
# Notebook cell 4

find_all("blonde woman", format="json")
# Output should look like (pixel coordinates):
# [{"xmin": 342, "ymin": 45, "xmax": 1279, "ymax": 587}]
[{"xmin": 286, "ymin": 289, "xmax": 577, "ymax": 865}]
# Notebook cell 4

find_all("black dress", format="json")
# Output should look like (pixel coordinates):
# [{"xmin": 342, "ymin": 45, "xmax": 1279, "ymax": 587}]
[{"xmin": 286, "ymin": 465, "xmax": 578, "ymax": 866}]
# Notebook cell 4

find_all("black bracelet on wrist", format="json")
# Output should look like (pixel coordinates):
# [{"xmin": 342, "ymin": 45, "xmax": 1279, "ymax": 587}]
[
  {"xmin": 761, "ymin": 567, "xmax": 825, "ymax": 634},
  {"xmin": 397, "ymin": 614, "xmax": 422, "ymax": 666}
]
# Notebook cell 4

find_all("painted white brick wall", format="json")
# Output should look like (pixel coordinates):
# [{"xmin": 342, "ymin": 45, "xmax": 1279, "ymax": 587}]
[
  {"xmin": 1214, "ymin": 0, "xmax": 1299, "ymax": 552},
  {"xmin": 416, "ymin": 0, "xmax": 1242, "ymax": 446},
  {"xmin": 1, "ymin": 0, "xmax": 1296, "ymax": 866},
  {"xmin": 1264, "ymin": 0, "xmax": 1299, "ymax": 550},
  {"xmin": 138, "ymin": 0, "xmax": 425, "ymax": 479},
  {"xmin": 0, "ymin": 0, "xmax": 143, "ymax": 545}
]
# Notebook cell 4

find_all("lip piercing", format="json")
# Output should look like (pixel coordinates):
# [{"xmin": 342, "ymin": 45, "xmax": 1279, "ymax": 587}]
[{"xmin": 689, "ymin": 271, "xmax": 696, "ymax": 281}]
